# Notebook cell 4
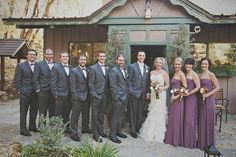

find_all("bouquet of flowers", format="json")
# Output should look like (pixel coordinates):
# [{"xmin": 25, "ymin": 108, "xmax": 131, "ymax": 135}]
[
  {"xmin": 180, "ymin": 87, "xmax": 189, "ymax": 101},
  {"xmin": 151, "ymin": 81, "xmax": 162, "ymax": 99},
  {"xmin": 200, "ymin": 86, "xmax": 208, "ymax": 103},
  {"xmin": 170, "ymin": 88, "xmax": 180, "ymax": 103}
]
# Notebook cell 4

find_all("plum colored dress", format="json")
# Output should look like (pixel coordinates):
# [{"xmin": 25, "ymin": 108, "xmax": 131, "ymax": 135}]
[{"xmin": 165, "ymin": 78, "xmax": 184, "ymax": 147}]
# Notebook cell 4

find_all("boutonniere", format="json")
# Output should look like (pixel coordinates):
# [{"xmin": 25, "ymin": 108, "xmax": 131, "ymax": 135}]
[
  {"xmin": 105, "ymin": 66, "xmax": 109, "ymax": 70},
  {"xmin": 125, "ymin": 69, "xmax": 129, "ymax": 78},
  {"xmin": 145, "ymin": 66, "xmax": 149, "ymax": 73}
]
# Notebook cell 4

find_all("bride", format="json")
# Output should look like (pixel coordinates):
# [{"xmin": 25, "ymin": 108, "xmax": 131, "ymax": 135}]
[{"xmin": 139, "ymin": 57, "xmax": 170, "ymax": 143}]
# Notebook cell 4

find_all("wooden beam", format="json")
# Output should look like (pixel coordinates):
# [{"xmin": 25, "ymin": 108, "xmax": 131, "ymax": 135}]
[{"xmin": 0, "ymin": 56, "xmax": 5, "ymax": 91}]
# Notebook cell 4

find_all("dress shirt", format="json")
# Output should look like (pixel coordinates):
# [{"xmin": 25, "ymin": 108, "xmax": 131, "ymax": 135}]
[
  {"xmin": 28, "ymin": 61, "xmax": 35, "ymax": 72},
  {"xmin": 80, "ymin": 66, "xmax": 87, "ymax": 78},
  {"xmin": 98, "ymin": 62, "xmax": 106, "ymax": 75},
  {"xmin": 138, "ymin": 62, "xmax": 144, "ymax": 76},
  {"xmin": 63, "ymin": 63, "xmax": 69, "ymax": 76}
]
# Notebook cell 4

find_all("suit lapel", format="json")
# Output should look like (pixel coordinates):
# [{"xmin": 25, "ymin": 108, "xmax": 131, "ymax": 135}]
[
  {"xmin": 59, "ymin": 63, "xmax": 68, "ymax": 78},
  {"xmin": 77, "ymin": 66, "xmax": 86, "ymax": 79},
  {"xmin": 25, "ymin": 61, "xmax": 33, "ymax": 73},
  {"xmin": 117, "ymin": 66, "xmax": 126, "ymax": 81},
  {"xmin": 96, "ymin": 63, "xmax": 105, "ymax": 78},
  {"xmin": 43, "ymin": 60, "xmax": 51, "ymax": 72}
]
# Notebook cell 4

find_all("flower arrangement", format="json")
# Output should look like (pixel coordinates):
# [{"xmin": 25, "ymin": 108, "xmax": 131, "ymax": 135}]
[
  {"xmin": 170, "ymin": 88, "xmax": 180, "ymax": 103},
  {"xmin": 200, "ymin": 87, "xmax": 208, "ymax": 103},
  {"xmin": 180, "ymin": 87, "xmax": 189, "ymax": 100},
  {"xmin": 151, "ymin": 81, "xmax": 162, "ymax": 99}
]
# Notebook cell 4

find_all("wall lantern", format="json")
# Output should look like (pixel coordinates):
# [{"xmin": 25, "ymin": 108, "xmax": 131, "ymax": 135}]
[{"xmin": 145, "ymin": 0, "xmax": 152, "ymax": 19}]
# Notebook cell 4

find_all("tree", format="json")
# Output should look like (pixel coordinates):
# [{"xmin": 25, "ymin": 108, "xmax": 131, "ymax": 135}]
[
  {"xmin": 225, "ymin": 43, "xmax": 236, "ymax": 63},
  {"xmin": 104, "ymin": 29, "xmax": 125, "ymax": 67}
]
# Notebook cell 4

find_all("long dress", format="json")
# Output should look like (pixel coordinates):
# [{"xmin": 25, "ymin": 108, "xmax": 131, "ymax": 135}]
[
  {"xmin": 165, "ymin": 78, "xmax": 184, "ymax": 147},
  {"xmin": 198, "ymin": 79, "xmax": 215, "ymax": 149},
  {"xmin": 183, "ymin": 79, "xmax": 198, "ymax": 148},
  {"xmin": 139, "ymin": 73, "xmax": 167, "ymax": 143}
]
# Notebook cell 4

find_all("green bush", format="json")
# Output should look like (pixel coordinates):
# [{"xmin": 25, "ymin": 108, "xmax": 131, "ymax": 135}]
[{"xmin": 211, "ymin": 60, "xmax": 236, "ymax": 75}]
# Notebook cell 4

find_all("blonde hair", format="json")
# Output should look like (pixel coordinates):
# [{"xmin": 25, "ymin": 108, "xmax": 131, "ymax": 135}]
[{"xmin": 174, "ymin": 57, "xmax": 183, "ymax": 64}]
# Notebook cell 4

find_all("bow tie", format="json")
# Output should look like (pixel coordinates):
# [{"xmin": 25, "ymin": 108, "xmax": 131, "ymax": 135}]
[
  {"xmin": 81, "ymin": 67, "xmax": 86, "ymax": 70},
  {"xmin": 101, "ymin": 65, "xmax": 106, "ymax": 67},
  {"xmin": 63, "ymin": 65, "xmax": 69, "ymax": 67},
  {"xmin": 30, "ymin": 63, "xmax": 35, "ymax": 66},
  {"xmin": 47, "ymin": 61, "xmax": 53, "ymax": 64}
]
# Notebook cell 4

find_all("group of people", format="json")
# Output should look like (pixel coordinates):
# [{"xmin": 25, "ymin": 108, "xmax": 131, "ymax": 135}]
[{"xmin": 14, "ymin": 48, "xmax": 219, "ymax": 150}]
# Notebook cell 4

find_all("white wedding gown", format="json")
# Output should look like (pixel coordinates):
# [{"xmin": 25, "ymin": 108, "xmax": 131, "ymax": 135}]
[{"xmin": 139, "ymin": 73, "xmax": 167, "ymax": 143}]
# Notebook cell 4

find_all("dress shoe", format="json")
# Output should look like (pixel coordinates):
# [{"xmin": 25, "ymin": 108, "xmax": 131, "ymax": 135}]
[
  {"xmin": 130, "ymin": 132, "xmax": 138, "ymax": 138},
  {"xmin": 71, "ymin": 134, "xmax": 81, "ymax": 142},
  {"xmin": 93, "ymin": 136, "xmax": 102, "ymax": 143},
  {"xmin": 20, "ymin": 130, "xmax": 32, "ymax": 136},
  {"xmin": 109, "ymin": 136, "xmax": 121, "ymax": 144},
  {"xmin": 29, "ymin": 128, "xmax": 40, "ymax": 132},
  {"xmin": 99, "ymin": 132, "xmax": 108, "ymax": 138},
  {"xmin": 117, "ymin": 133, "xmax": 127, "ymax": 138},
  {"xmin": 82, "ymin": 129, "xmax": 92, "ymax": 134}
]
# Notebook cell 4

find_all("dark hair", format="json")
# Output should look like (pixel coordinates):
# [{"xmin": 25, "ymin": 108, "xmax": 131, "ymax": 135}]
[
  {"xmin": 200, "ymin": 57, "xmax": 212, "ymax": 67},
  {"xmin": 27, "ymin": 49, "xmax": 37, "ymax": 56},
  {"xmin": 77, "ymin": 53, "xmax": 87, "ymax": 60},
  {"xmin": 116, "ymin": 53, "xmax": 124, "ymax": 60},
  {"xmin": 97, "ymin": 51, "xmax": 106, "ymax": 56},
  {"xmin": 137, "ymin": 50, "xmax": 145, "ymax": 56},
  {"xmin": 185, "ymin": 58, "xmax": 195, "ymax": 65},
  {"xmin": 59, "ymin": 51, "xmax": 68, "ymax": 57}
]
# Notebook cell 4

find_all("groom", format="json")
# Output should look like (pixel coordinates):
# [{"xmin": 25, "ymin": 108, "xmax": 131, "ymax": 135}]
[{"xmin": 127, "ymin": 51, "xmax": 150, "ymax": 138}]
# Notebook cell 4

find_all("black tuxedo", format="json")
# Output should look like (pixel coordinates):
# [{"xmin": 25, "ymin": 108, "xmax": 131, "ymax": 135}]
[
  {"xmin": 33, "ymin": 60, "xmax": 55, "ymax": 118},
  {"xmin": 88, "ymin": 62, "xmax": 109, "ymax": 138},
  {"xmin": 108, "ymin": 65, "xmax": 129, "ymax": 138},
  {"xmin": 69, "ymin": 66, "xmax": 90, "ymax": 134},
  {"xmin": 14, "ymin": 61, "xmax": 38, "ymax": 133},
  {"xmin": 50, "ymin": 63, "xmax": 72, "ymax": 128},
  {"xmin": 127, "ymin": 62, "xmax": 150, "ymax": 133}
]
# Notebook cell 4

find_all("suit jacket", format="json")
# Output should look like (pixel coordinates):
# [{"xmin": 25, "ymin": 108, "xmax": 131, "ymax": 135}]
[
  {"xmin": 33, "ymin": 60, "xmax": 55, "ymax": 92},
  {"xmin": 108, "ymin": 65, "xmax": 129, "ymax": 102},
  {"xmin": 14, "ymin": 61, "xmax": 35, "ymax": 96},
  {"xmin": 69, "ymin": 66, "xmax": 89, "ymax": 101},
  {"xmin": 50, "ymin": 63, "xmax": 71, "ymax": 97},
  {"xmin": 88, "ymin": 63, "xmax": 109, "ymax": 100},
  {"xmin": 127, "ymin": 62, "xmax": 151, "ymax": 99}
]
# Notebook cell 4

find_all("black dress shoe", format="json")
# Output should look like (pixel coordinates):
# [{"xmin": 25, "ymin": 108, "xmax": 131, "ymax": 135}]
[
  {"xmin": 99, "ymin": 132, "xmax": 108, "ymax": 138},
  {"xmin": 29, "ymin": 128, "xmax": 40, "ymax": 132},
  {"xmin": 117, "ymin": 133, "xmax": 127, "ymax": 138},
  {"xmin": 93, "ymin": 136, "xmax": 102, "ymax": 143},
  {"xmin": 109, "ymin": 136, "xmax": 121, "ymax": 144},
  {"xmin": 20, "ymin": 130, "xmax": 32, "ymax": 136},
  {"xmin": 130, "ymin": 132, "xmax": 138, "ymax": 138},
  {"xmin": 71, "ymin": 134, "xmax": 81, "ymax": 142},
  {"xmin": 82, "ymin": 129, "xmax": 92, "ymax": 134}
]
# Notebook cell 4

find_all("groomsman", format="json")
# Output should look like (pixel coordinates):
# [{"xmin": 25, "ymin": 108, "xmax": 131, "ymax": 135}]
[
  {"xmin": 33, "ymin": 48, "xmax": 55, "ymax": 118},
  {"xmin": 14, "ymin": 49, "xmax": 39, "ymax": 136},
  {"xmin": 69, "ymin": 53, "xmax": 91, "ymax": 142},
  {"xmin": 127, "ymin": 51, "xmax": 150, "ymax": 138},
  {"xmin": 50, "ymin": 51, "xmax": 72, "ymax": 133},
  {"xmin": 89, "ymin": 51, "xmax": 109, "ymax": 142},
  {"xmin": 108, "ymin": 54, "xmax": 128, "ymax": 144}
]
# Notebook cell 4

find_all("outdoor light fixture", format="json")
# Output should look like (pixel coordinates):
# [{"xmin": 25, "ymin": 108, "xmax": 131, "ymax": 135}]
[{"xmin": 145, "ymin": 0, "xmax": 152, "ymax": 19}]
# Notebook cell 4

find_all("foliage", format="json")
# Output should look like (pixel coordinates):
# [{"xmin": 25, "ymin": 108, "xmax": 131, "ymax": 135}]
[
  {"xmin": 104, "ymin": 29, "xmax": 125, "ymax": 68},
  {"xmin": 23, "ymin": 116, "xmax": 68, "ymax": 157},
  {"xmin": 66, "ymin": 139, "xmax": 119, "ymax": 157},
  {"xmin": 225, "ymin": 43, "xmax": 236, "ymax": 62},
  {"xmin": 210, "ymin": 60, "xmax": 236, "ymax": 76},
  {"xmin": 167, "ymin": 24, "xmax": 191, "ymax": 75}
]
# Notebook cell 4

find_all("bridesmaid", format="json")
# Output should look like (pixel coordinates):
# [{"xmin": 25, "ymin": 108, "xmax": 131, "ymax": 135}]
[
  {"xmin": 165, "ymin": 57, "xmax": 187, "ymax": 147},
  {"xmin": 198, "ymin": 57, "xmax": 219, "ymax": 149},
  {"xmin": 183, "ymin": 58, "xmax": 200, "ymax": 148}
]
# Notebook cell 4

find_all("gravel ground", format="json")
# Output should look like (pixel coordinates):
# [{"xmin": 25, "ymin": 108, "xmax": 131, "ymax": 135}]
[{"xmin": 0, "ymin": 99, "xmax": 236, "ymax": 157}]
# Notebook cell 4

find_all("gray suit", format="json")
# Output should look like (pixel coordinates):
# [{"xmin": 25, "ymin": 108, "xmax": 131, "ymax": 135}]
[
  {"xmin": 88, "ymin": 63, "xmax": 109, "ymax": 138},
  {"xmin": 69, "ymin": 66, "xmax": 90, "ymax": 135},
  {"xmin": 14, "ymin": 61, "xmax": 38, "ymax": 133},
  {"xmin": 127, "ymin": 62, "xmax": 150, "ymax": 133},
  {"xmin": 108, "ymin": 65, "xmax": 129, "ymax": 138},
  {"xmin": 33, "ymin": 60, "xmax": 55, "ymax": 118},
  {"xmin": 50, "ymin": 63, "xmax": 72, "ymax": 128}
]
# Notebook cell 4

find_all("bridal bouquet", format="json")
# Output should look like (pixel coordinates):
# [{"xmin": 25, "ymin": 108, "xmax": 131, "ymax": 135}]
[
  {"xmin": 200, "ymin": 86, "xmax": 208, "ymax": 103},
  {"xmin": 151, "ymin": 81, "xmax": 162, "ymax": 99},
  {"xmin": 180, "ymin": 87, "xmax": 189, "ymax": 101}
]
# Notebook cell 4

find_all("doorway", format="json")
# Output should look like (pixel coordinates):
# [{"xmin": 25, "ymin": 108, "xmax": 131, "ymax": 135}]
[{"xmin": 130, "ymin": 45, "xmax": 166, "ymax": 68}]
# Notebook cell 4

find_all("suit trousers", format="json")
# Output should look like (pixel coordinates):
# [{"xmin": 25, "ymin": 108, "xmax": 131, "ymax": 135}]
[
  {"xmin": 55, "ymin": 96, "xmax": 72, "ymax": 129},
  {"xmin": 38, "ymin": 90, "xmax": 55, "ymax": 118},
  {"xmin": 128, "ymin": 94, "xmax": 146, "ymax": 133},
  {"xmin": 110, "ymin": 100, "xmax": 126, "ymax": 138},
  {"xmin": 19, "ymin": 92, "xmax": 38, "ymax": 132},
  {"xmin": 70, "ymin": 98, "xmax": 90, "ymax": 135},
  {"xmin": 91, "ymin": 95, "xmax": 107, "ymax": 138}
]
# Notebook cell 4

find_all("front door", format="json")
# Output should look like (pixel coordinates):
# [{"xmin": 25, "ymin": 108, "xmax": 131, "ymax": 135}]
[{"xmin": 130, "ymin": 45, "xmax": 166, "ymax": 68}]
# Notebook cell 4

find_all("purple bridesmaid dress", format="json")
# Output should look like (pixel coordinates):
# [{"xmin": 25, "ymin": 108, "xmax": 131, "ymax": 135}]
[
  {"xmin": 183, "ymin": 79, "xmax": 198, "ymax": 148},
  {"xmin": 198, "ymin": 79, "xmax": 215, "ymax": 149},
  {"xmin": 165, "ymin": 78, "xmax": 184, "ymax": 147}
]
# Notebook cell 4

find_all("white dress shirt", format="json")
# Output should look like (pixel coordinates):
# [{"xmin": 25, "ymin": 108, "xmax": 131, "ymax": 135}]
[
  {"xmin": 46, "ymin": 60, "xmax": 54, "ymax": 70},
  {"xmin": 138, "ymin": 62, "xmax": 144, "ymax": 76},
  {"xmin": 80, "ymin": 66, "xmax": 87, "ymax": 78},
  {"xmin": 28, "ymin": 61, "xmax": 35, "ymax": 72},
  {"xmin": 98, "ymin": 62, "xmax": 106, "ymax": 75},
  {"xmin": 63, "ymin": 63, "xmax": 69, "ymax": 76}
]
